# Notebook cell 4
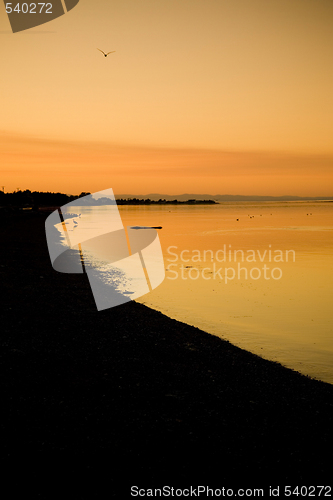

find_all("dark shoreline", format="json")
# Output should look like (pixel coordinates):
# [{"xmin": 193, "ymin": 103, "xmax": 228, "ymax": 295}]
[{"xmin": 1, "ymin": 212, "xmax": 333, "ymax": 498}]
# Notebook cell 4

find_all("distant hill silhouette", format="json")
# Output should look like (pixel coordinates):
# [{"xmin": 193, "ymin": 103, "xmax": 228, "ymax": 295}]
[
  {"xmin": 0, "ymin": 189, "xmax": 332, "ymax": 211},
  {"xmin": 115, "ymin": 193, "xmax": 333, "ymax": 202}
]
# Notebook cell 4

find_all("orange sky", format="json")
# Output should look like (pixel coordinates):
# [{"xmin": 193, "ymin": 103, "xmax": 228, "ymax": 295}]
[{"xmin": 1, "ymin": 0, "xmax": 333, "ymax": 195}]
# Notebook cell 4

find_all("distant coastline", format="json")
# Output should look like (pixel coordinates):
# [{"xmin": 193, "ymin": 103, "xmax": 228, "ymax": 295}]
[
  {"xmin": 117, "ymin": 193, "xmax": 333, "ymax": 202},
  {"xmin": 0, "ymin": 189, "xmax": 332, "ymax": 210},
  {"xmin": 115, "ymin": 198, "xmax": 217, "ymax": 205}
]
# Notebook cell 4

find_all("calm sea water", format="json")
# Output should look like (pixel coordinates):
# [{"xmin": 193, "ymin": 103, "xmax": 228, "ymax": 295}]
[
  {"xmin": 119, "ymin": 201, "xmax": 333, "ymax": 385},
  {"xmin": 61, "ymin": 201, "xmax": 333, "ymax": 384}
]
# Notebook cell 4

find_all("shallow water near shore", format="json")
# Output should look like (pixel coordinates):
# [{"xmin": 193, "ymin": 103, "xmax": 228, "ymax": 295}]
[
  {"xmin": 62, "ymin": 201, "xmax": 333, "ymax": 384},
  {"xmin": 120, "ymin": 201, "xmax": 333, "ymax": 385}
]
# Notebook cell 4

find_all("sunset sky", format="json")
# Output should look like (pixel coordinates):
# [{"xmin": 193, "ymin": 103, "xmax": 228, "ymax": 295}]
[{"xmin": 1, "ymin": 0, "xmax": 333, "ymax": 196}]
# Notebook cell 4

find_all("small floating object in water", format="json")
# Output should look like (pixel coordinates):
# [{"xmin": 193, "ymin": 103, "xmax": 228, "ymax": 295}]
[{"xmin": 130, "ymin": 226, "xmax": 162, "ymax": 229}]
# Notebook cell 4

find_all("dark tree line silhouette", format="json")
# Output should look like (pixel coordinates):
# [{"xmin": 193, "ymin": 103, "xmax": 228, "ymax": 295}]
[
  {"xmin": 0, "ymin": 189, "xmax": 216, "ymax": 211},
  {"xmin": 0, "ymin": 190, "xmax": 90, "ymax": 210},
  {"xmin": 115, "ymin": 198, "xmax": 216, "ymax": 205}
]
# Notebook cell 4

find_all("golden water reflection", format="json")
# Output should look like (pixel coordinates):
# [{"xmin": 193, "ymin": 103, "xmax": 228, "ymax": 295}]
[{"xmin": 119, "ymin": 202, "xmax": 333, "ymax": 384}]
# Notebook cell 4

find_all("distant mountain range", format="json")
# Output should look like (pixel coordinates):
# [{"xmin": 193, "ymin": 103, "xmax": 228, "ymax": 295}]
[{"xmin": 115, "ymin": 194, "xmax": 333, "ymax": 202}]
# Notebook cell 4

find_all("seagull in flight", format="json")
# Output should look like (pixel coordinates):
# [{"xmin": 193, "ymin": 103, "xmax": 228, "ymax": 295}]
[{"xmin": 97, "ymin": 48, "xmax": 116, "ymax": 57}]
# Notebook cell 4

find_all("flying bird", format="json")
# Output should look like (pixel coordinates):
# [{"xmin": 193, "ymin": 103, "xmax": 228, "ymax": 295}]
[{"xmin": 97, "ymin": 48, "xmax": 116, "ymax": 57}]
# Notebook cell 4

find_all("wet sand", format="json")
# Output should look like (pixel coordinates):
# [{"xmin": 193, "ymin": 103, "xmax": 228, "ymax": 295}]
[{"xmin": 1, "ymin": 211, "xmax": 333, "ymax": 498}]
